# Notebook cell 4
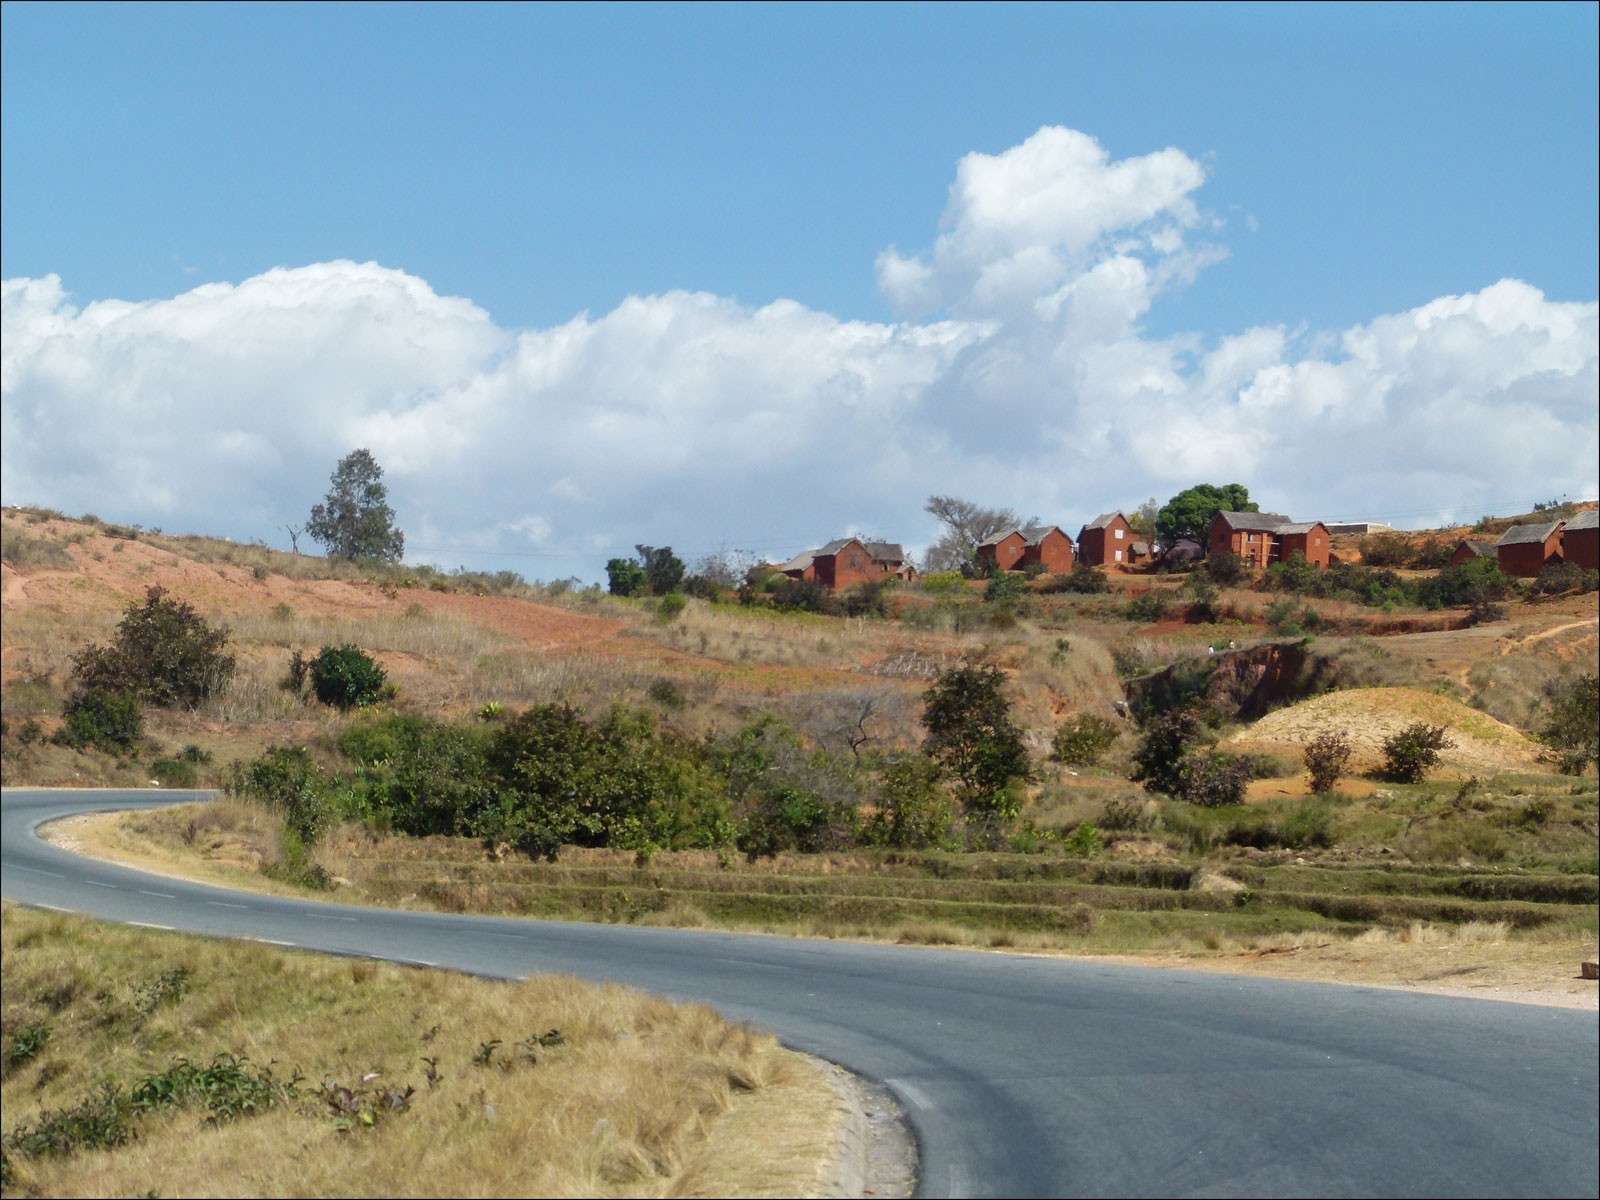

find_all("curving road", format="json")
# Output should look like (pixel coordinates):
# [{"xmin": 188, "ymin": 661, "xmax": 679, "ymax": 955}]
[{"xmin": 3, "ymin": 788, "xmax": 1596, "ymax": 1198}]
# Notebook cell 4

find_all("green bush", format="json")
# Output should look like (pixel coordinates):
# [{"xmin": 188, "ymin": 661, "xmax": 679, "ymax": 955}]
[
  {"xmin": 1224, "ymin": 801, "xmax": 1334, "ymax": 849},
  {"xmin": 984, "ymin": 572, "xmax": 1027, "ymax": 605},
  {"xmin": 1176, "ymin": 752, "xmax": 1252, "ymax": 807},
  {"xmin": 1122, "ymin": 591, "xmax": 1169, "ymax": 622},
  {"xmin": 1203, "ymin": 551, "xmax": 1248, "ymax": 585},
  {"xmin": 654, "ymin": 592, "xmax": 687, "ymax": 623},
  {"xmin": 605, "ymin": 557, "xmax": 647, "ymax": 597},
  {"xmin": 921, "ymin": 664, "xmax": 1031, "ymax": 823},
  {"xmin": 150, "ymin": 757, "xmax": 198, "ymax": 788},
  {"xmin": 309, "ymin": 644, "xmax": 387, "ymax": 709},
  {"xmin": 1538, "ymin": 672, "xmax": 1598, "ymax": 774},
  {"xmin": 1042, "ymin": 564, "xmax": 1109, "ymax": 594},
  {"xmin": 1181, "ymin": 572, "xmax": 1221, "ymax": 622},
  {"xmin": 1359, "ymin": 532, "xmax": 1411, "ymax": 566},
  {"xmin": 769, "ymin": 577, "xmax": 827, "ymax": 612},
  {"xmin": 69, "ymin": 586, "xmax": 236, "ymax": 709},
  {"xmin": 1051, "ymin": 714, "xmax": 1120, "ymax": 766},
  {"xmin": 836, "ymin": 580, "xmax": 890, "ymax": 617},
  {"xmin": 228, "ymin": 746, "xmax": 336, "ymax": 845},
  {"xmin": 1303, "ymin": 730, "xmax": 1352, "ymax": 794},
  {"xmin": 858, "ymin": 756, "xmax": 952, "ymax": 849},
  {"xmin": 56, "ymin": 688, "xmax": 143, "ymax": 753},
  {"xmin": 1530, "ymin": 561, "xmax": 1596, "ymax": 596},
  {"xmin": 736, "ymin": 784, "xmax": 857, "ymax": 859},
  {"xmin": 920, "ymin": 571, "xmax": 967, "ymax": 594},
  {"xmin": 1131, "ymin": 708, "xmax": 1206, "ymax": 796},
  {"xmin": 1381, "ymin": 722, "xmax": 1453, "ymax": 783}
]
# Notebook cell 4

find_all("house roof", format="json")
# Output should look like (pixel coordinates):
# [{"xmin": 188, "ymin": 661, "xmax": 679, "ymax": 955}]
[
  {"xmin": 778, "ymin": 551, "xmax": 815, "ymax": 573},
  {"xmin": 1020, "ymin": 525, "xmax": 1064, "ymax": 546},
  {"xmin": 1081, "ymin": 512, "xmax": 1126, "ymax": 531},
  {"xmin": 1276, "ymin": 522, "xmax": 1324, "ymax": 535},
  {"xmin": 1565, "ymin": 509, "xmax": 1598, "ymax": 532},
  {"xmin": 815, "ymin": 537, "xmax": 862, "ymax": 556},
  {"xmin": 977, "ymin": 529, "xmax": 1025, "ymax": 549},
  {"xmin": 1214, "ymin": 510, "xmax": 1293, "ymax": 532},
  {"xmin": 1456, "ymin": 539, "xmax": 1496, "ymax": 557},
  {"xmin": 864, "ymin": 542, "xmax": 908, "ymax": 562},
  {"xmin": 1497, "ymin": 521, "xmax": 1564, "ymax": 546}
]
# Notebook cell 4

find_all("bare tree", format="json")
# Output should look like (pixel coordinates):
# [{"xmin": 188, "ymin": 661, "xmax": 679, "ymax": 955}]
[
  {"xmin": 923, "ymin": 495, "xmax": 1029, "ymax": 575},
  {"xmin": 283, "ymin": 525, "xmax": 304, "ymax": 554}
]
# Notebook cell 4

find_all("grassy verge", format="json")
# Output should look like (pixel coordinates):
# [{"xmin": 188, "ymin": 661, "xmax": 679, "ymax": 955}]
[
  {"xmin": 50, "ymin": 801, "xmax": 1598, "ymax": 1008},
  {"xmin": 0, "ymin": 903, "xmax": 844, "ymax": 1197}
]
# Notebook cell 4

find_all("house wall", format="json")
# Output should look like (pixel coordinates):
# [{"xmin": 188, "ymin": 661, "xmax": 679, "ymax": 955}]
[
  {"xmin": 1497, "ymin": 534, "xmax": 1563, "ymax": 578},
  {"xmin": 1021, "ymin": 530, "xmax": 1074, "ymax": 573},
  {"xmin": 1080, "ymin": 516, "xmax": 1134, "ymax": 565},
  {"xmin": 1209, "ymin": 518, "xmax": 1274, "ymax": 568},
  {"xmin": 1565, "ymin": 529, "xmax": 1598, "ymax": 571},
  {"xmin": 1449, "ymin": 543, "xmax": 1480, "ymax": 567},
  {"xmin": 816, "ymin": 542, "xmax": 881, "ymax": 589},
  {"xmin": 1278, "ymin": 526, "xmax": 1330, "ymax": 568},
  {"xmin": 978, "ymin": 533, "xmax": 1026, "ymax": 572}
]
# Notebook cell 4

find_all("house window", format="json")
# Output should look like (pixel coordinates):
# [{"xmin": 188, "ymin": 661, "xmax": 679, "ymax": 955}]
[
  {"xmin": 1114, "ymin": 549, "xmax": 1123, "ymax": 562},
  {"xmin": 1114, "ymin": 528, "xmax": 1124, "ymax": 539}
]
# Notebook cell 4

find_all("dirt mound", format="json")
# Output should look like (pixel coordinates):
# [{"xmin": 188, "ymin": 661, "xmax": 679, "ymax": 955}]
[{"xmin": 1227, "ymin": 686, "xmax": 1546, "ymax": 775}]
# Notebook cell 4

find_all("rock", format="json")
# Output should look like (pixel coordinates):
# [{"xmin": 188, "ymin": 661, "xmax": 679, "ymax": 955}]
[{"xmin": 1582, "ymin": 962, "xmax": 1599, "ymax": 981}]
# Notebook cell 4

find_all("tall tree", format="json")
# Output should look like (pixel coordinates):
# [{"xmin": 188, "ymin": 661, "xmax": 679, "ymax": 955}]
[
  {"xmin": 924, "ymin": 495, "xmax": 1026, "ymax": 574},
  {"xmin": 1128, "ymin": 497, "xmax": 1161, "ymax": 542},
  {"xmin": 307, "ymin": 449, "xmax": 405, "ymax": 562},
  {"xmin": 1155, "ymin": 484, "xmax": 1257, "ymax": 547}
]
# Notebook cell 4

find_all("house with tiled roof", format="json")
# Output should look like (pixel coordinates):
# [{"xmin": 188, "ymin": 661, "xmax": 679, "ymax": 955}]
[
  {"xmin": 1208, "ymin": 511, "xmax": 1330, "ymax": 568},
  {"xmin": 780, "ymin": 538, "xmax": 914, "ymax": 589},
  {"xmin": 977, "ymin": 525, "xmax": 1074, "ymax": 574},
  {"xmin": 1077, "ymin": 512, "xmax": 1138, "ymax": 566},
  {"xmin": 1449, "ymin": 539, "xmax": 1497, "ymax": 567},
  {"xmin": 1496, "ymin": 520, "xmax": 1566, "ymax": 578},
  {"xmin": 1562, "ymin": 509, "xmax": 1598, "ymax": 570}
]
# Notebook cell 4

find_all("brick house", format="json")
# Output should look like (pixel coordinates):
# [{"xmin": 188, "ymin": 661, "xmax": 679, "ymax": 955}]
[
  {"xmin": 1078, "ymin": 512, "xmax": 1138, "ymax": 566},
  {"xmin": 1449, "ymin": 539, "xmax": 1496, "ymax": 567},
  {"xmin": 977, "ymin": 525, "xmax": 1074, "ymax": 574},
  {"xmin": 1495, "ymin": 520, "xmax": 1566, "ymax": 578},
  {"xmin": 1562, "ymin": 509, "xmax": 1598, "ymax": 570},
  {"xmin": 780, "ymin": 538, "xmax": 913, "ymax": 589},
  {"xmin": 1208, "ymin": 511, "xmax": 1331, "ymax": 568}
]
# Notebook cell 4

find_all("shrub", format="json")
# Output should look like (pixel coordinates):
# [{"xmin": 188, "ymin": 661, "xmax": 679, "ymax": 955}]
[
  {"xmin": 309, "ymin": 644, "xmax": 387, "ymax": 709},
  {"xmin": 1530, "ymin": 561, "xmax": 1595, "ymax": 596},
  {"xmin": 1224, "ymin": 801, "xmax": 1334, "ymax": 849},
  {"xmin": 150, "ymin": 757, "xmax": 198, "ymax": 788},
  {"xmin": 1203, "ymin": 551, "xmax": 1248, "ymax": 585},
  {"xmin": 1131, "ymin": 708, "xmax": 1207, "ymax": 796},
  {"xmin": 647, "ymin": 678, "xmax": 686, "ymax": 710},
  {"xmin": 70, "ymin": 586, "xmax": 235, "ymax": 709},
  {"xmin": 1181, "ymin": 572, "xmax": 1221, "ymax": 622},
  {"xmin": 857, "ymin": 756, "xmax": 953, "ymax": 849},
  {"xmin": 605, "ymin": 557, "xmax": 647, "ymax": 597},
  {"xmin": 921, "ymin": 664, "xmax": 1031, "ymax": 813},
  {"xmin": 1043, "ymin": 564, "xmax": 1109, "ymax": 594},
  {"xmin": 1303, "ymin": 730, "xmax": 1353, "ymax": 794},
  {"xmin": 1061, "ymin": 822, "xmax": 1103, "ymax": 857},
  {"xmin": 1538, "ymin": 673, "xmax": 1598, "ymax": 774},
  {"xmin": 654, "ymin": 592, "xmax": 688, "ymax": 623},
  {"xmin": 56, "ymin": 688, "xmax": 143, "ymax": 753},
  {"xmin": 836, "ymin": 580, "xmax": 889, "ymax": 617},
  {"xmin": 1122, "ymin": 591, "xmax": 1169, "ymax": 623},
  {"xmin": 1177, "ymin": 753, "xmax": 1252, "ymax": 807},
  {"xmin": 984, "ymin": 572, "xmax": 1027, "ymax": 605},
  {"xmin": 769, "ymin": 577, "xmax": 827, "ymax": 613},
  {"xmin": 1381, "ymin": 723, "xmax": 1453, "ymax": 783},
  {"xmin": 1051, "ymin": 714, "xmax": 1120, "ymax": 766},
  {"xmin": 1098, "ymin": 795, "xmax": 1157, "ymax": 832},
  {"xmin": 229, "ymin": 746, "xmax": 336, "ymax": 845},
  {"xmin": 919, "ymin": 571, "xmax": 967, "ymax": 594},
  {"xmin": 1359, "ymin": 532, "xmax": 1411, "ymax": 566},
  {"xmin": 736, "ymin": 785, "xmax": 857, "ymax": 859}
]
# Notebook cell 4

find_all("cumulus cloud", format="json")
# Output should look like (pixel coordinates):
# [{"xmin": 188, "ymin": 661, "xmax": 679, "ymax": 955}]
[{"xmin": 3, "ymin": 126, "xmax": 1596, "ymax": 579}]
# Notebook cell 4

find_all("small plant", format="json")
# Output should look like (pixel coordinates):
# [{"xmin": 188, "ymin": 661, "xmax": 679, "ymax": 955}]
[
  {"xmin": 476, "ymin": 700, "xmax": 506, "ymax": 722},
  {"xmin": 1303, "ymin": 731, "xmax": 1353, "ymax": 794},
  {"xmin": 281, "ymin": 649, "xmax": 311, "ymax": 695},
  {"xmin": 1203, "ymin": 550, "xmax": 1248, "ymax": 585},
  {"xmin": 309, "ymin": 644, "xmax": 387, "ymax": 709},
  {"xmin": 150, "ymin": 756, "xmax": 198, "ymax": 788},
  {"xmin": 1051, "ymin": 714, "xmax": 1119, "ymax": 766},
  {"xmin": 1381, "ymin": 723, "xmax": 1454, "ymax": 783},
  {"xmin": 130, "ymin": 966, "xmax": 190, "ymax": 1017},
  {"xmin": 2, "ymin": 1023, "xmax": 49, "ymax": 1074},
  {"xmin": 654, "ymin": 591, "xmax": 688, "ymax": 623},
  {"xmin": 1061, "ymin": 822, "xmax": 1103, "ymax": 857},
  {"xmin": 471, "ymin": 1040, "xmax": 502, "ymax": 1068},
  {"xmin": 647, "ymin": 678, "xmax": 685, "ymax": 709}
]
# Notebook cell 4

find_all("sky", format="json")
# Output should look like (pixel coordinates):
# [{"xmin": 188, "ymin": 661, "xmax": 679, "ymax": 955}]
[{"xmin": 3, "ymin": 2, "xmax": 1597, "ymax": 579}]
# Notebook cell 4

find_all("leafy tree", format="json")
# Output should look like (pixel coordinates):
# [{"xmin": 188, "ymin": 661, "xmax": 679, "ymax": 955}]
[
  {"xmin": 634, "ymin": 545, "xmax": 686, "ymax": 595},
  {"xmin": 71, "ymin": 586, "xmax": 236, "ymax": 709},
  {"xmin": 1303, "ymin": 731, "xmax": 1353, "ymax": 794},
  {"xmin": 1381, "ymin": 723, "xmax": 1453, "ymax": 783},
  {"xmin": 858, "ymin": 756, "xmax": 953, "ymax": 849},
  {"xmin": 308, "ymin": 644, "xmax": 388, "ymax": 710},
  {"xmin": 921, "ymin": 665, "xmax": 1031, "ymax": 809},
  {"xmin": 306, "ymin": 449, "xmax": 405, "ymax": 562},
  {"xmin": 1128, "ymin": 497, "xmax": 1161, "ymax": 542},
  {"xmin": 1131, "ymin": 708, "xmax": 1207, "ymax": 796},
  {"xmin": 1156, "ymin": 484, "xmax": 1256, "ymax": 547},
  {"xmin": 1538, "ymin": 673, "xmax": 1598, "ymax": 774},
  {"xmin": 56, "ymin": 688, "xmax": 143, "ymax": 753},
  {"xmin": 924, "ymin": 495, "xmax": 1027, "ymax": 575},
  {"xmin": 1051, "ymin": 714, "xmax": 1120, "ymax": 766},
  {"xmin": 606, "ymin": 557, "xmax": 647, "ymax": 596}
]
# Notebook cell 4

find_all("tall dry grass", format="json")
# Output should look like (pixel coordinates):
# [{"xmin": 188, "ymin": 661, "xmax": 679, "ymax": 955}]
[{"xmin": 0, "ymin": 903, "xmax": 842, "ymax": 1198}]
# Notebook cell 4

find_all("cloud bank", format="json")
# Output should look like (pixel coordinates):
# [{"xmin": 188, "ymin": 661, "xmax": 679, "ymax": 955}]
[{"xmin": 3, "ymin": 126, "xmax": 1596, "ymax": 576}]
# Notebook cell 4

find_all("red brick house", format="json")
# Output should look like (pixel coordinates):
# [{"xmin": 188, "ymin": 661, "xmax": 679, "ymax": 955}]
[
  {"xmin": 1208, "ymin": 512, "xmax": 1330, "ymax": 568},
  {"xmin": 977, "ymin": 525, "xmax": 1074, "ymax": 574},
  {"xmin": 1562, "ymin": 510, "xmax": 1598, "ymax": 570},
  {"xmin": 1496, "ymin": 520, "xmax": 1566, "ymax": 577},
  {"xmin": 1449, "ymin": 539, "xmax": 1496, "ymax": 567},
  {"xmin": 1078, "ymin": 512, "xmax": 1137, "ymax": 566},
  {"xmin": 780, "ymin": 538, "xmax": 913, "ymax": 589}
]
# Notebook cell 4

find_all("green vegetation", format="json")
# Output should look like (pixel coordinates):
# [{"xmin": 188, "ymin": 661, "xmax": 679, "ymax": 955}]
[
  {"xmin": 1538, "ymin": 673, "xmax": 1598, "ymax": 774},
  {"xmin": 55, "ymin": 689, "xmax": 143, "ymax": 753},
  {"xmin": 1303, "ymin": 731, "xmax": 1353, "ymax": 794},
  {"xmin": 306, "ymin": 448, "xmax": 405, "ymax": 563},
  {"xmin": 1156, "ymin": 483, "xmax": 1256, "ymax": 546},
  {"xmin": 1382, "ymin": 723, "xmax": 1454, "ymax": 783},
  {"xmin": 69, "ymin": 586, "xmax": 236, "ymax": 709},
  {"xmin": 308, "ymin": 643, "xmax": 388, "ymax": 709},
  {"xmin": 1051, "ymin": 714, "xmax": 1120, "ymax": 766}
]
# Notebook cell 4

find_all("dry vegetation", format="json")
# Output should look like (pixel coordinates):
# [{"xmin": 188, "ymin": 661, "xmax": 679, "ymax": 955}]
[{"xmin": 0, "ymin": 903, "xmax": 844, "ymax": 1198}]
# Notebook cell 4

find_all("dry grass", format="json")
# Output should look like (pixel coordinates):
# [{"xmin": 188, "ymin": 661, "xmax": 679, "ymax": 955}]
[{"xmin": 0, "ymin": 903, "xmax": 844, "ymax": 1198}]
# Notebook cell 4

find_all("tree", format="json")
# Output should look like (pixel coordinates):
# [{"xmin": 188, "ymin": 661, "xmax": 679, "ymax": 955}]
[
  {"xmin": 1156, "ymin": 484, "xmax": 1256, "ymax": 547},
  {"xmin": 921, "ymin": 664, "xmax": 1031, "ymax": 808},
  {"xmin": 634, "ymin": 545, "xmax": 685, "ymax": 596},
  {"xmin": 71, "ymin": 586, "xmax": 236, "ymax": 709},
  {"xmin": 1128, "ymin": 497, "xmax": 1161, "ymax": 543},
  {"xmin": 1381, "ymin": 723, "xmax": 1453, "ymax": 783},
  {"xmin": 306, "ymin": 449, "xmax": 405, "ymax": 562},
  {"xmin": 606, "ymin": 557, "xmax": 647, "ymax": 597},
  {"xmin": 924, "ymin": 495, "xmax": 1027, "ymax": 575},
  {"xmin": 1538, "ymin": 673, "xmax": 1598, "ymax": 774}
]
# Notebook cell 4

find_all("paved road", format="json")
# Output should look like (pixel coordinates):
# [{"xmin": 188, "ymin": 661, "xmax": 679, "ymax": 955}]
[{"xmin": 3, "ymin": 788, "xmax": 1596, "ymax": 1198}]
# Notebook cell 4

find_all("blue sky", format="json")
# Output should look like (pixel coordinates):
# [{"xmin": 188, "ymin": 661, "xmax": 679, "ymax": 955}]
[{"xmin": 3, "ymin": 3, "xmax": 1597, "ymax": 577}]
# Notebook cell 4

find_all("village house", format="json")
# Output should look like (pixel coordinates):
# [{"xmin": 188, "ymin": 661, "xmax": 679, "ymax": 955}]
[
  {"xmin": 1495, "ymin": 520, "xmax": 1565, "ymax": 578},
  {"xmin": 779, "ymin": 538, "xmax": 913, "ymax": 589},
  {"xmin": 1449, "ymin": 539, "xmax": 1497, "ymax": 567},
  {"xmin": 976, "ymin": 525, "xmax": 1074, "ymax": 574},
  {"xmin": 1077, "ymin": 512, "xmax": 1138, "ymax": 566},
  {"xmin": 1207, "ymin": 511, "xmax": 1331, "ymax": 568},
  {"xmin": 1562, "ymin": 509, "xmax": 1598, "ymax": 570}
]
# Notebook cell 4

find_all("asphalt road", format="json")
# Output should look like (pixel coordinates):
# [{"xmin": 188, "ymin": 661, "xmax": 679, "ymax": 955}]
[{"xmin": 3, "ymin": 788, "xmax": 1596, "ymax": 1198}]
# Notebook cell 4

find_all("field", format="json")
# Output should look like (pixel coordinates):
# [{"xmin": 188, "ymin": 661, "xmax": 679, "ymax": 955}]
[
  {"xmin": 3, "ymin": 504, "xmax": 1597, "ymax": 1006},
  {"xmin": 0, "ymin": 903, "xmax": 846, "ymax": 1197}
]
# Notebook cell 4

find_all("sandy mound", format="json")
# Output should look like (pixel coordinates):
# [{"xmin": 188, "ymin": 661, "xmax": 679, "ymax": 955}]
[{"xmin": 1227, "ymin": 687, "xmax": 1546, "ymax": 775}]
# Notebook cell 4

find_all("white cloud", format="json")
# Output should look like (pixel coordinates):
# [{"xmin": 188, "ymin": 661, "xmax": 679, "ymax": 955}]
[{"xmin": 3, "ymin": 128, "xmax": 1596, "ymax": 578}]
